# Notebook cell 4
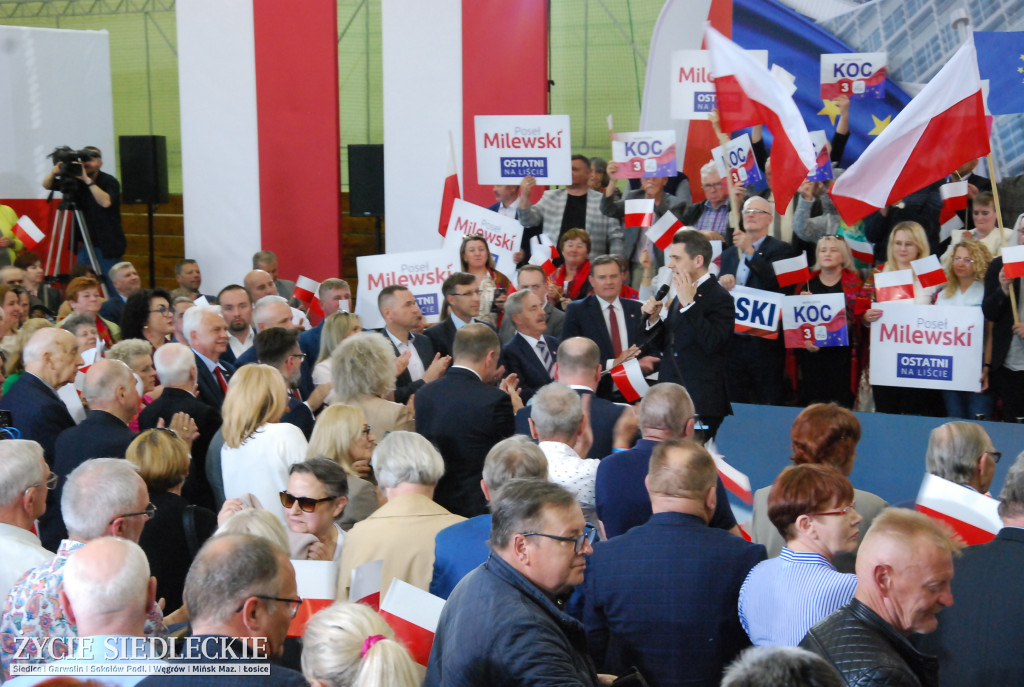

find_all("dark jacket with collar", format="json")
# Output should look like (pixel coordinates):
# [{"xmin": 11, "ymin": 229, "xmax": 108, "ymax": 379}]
[
  {"xmin": 501, "ymin": 332, "xmax": 558, "ymax": 404},
  {"xmin": 719, "ymin": 234, "xmax": 796, "ymax": 293},
  {"xmin": 562, "ymin": 294, "xmax": 644, "ymax": 399},
  {"xmin": 0, "ymin": 372, "xmax": 75, "ymax": 467},
  {"xmin": 425, "ymin": 552, "xmax": 599, "ymax": 687},
  {"xmin": 983, "ymin": 256, "xmax": 1022, "ymax": 371},
  {"xmin": 800, "ymin": 598, "xmax": 939, "ymax": 687},
  {"xmin": 193, "ymin": 352, "xmax": 235, "ymax": 410},
  {"xmin": 139, "ymin": 636, "xmax": 306, "ymax": 687},
  {"xmin": 380, "ymin": 328, "xmax": 435, "ymax": 405}
]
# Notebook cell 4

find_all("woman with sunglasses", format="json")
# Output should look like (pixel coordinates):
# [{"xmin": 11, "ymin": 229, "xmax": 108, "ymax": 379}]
[
  {"xmin": 459, "ymin": 233, "xmax": 512, "ymax": 326},
  {"xmin": 307, "ymin": 404, "xmax": 381, "ymax": 530},
  {"xmin": 739, "ymin": 463, "xmax": 861, "ymax": 647},
  {"xmin": 282, "ymin": 459, "xmax": 349, "ymax": 561},
  {"xmin": 120, "ymin": 288, "xmax": 175, "ymax": 350}
]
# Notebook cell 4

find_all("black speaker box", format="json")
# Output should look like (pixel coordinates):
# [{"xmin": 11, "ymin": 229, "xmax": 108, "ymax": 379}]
[
  {"xmin": 120, "ymin": 135, "xmax": 169, "ymax": 205},
  {"xmin": 348, "ymin": 144, "xmax": 384, "ymax": 217}
]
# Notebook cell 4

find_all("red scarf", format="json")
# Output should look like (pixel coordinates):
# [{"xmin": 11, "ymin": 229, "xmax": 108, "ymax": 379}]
[
  {"xmin": 555, "ymin": 260, "xmax": 591, "ymax": 300},
  {"xmin": 94, "ymin": 316, "xmax": 115, "ymax": 347}
]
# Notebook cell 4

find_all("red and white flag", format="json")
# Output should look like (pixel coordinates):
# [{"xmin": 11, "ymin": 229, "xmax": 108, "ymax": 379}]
[
  {"xmin": 772, "ymin": 253, "xmax": 810, "ymax": 288},
  {"xmin": 378, "ymin": 579, "xmax": 445, "ymax": 667},
  {"xmin": 830, "ymin": 38, "xmax": 990, "ymax": 226},
  {"xmin": 646, "ymin": 211, "xmax": 684, "ymax": 251},
  {"xmin": 528, "ymin": 235, "xmax": 560, "ymax": 277},
  {"xmin": 293, "ymin": 275, "xmax": 320, "ymax": 306},
  {"xmin": 874, "ymin": 269, "xmax": 915, "ymax": 302},
  {"xmin": 350, "ymin": 559, "xmax": 383, "ymax": 611},
  {"xmin": 1002, "ymin": 244, "xmax": 1024, "ymax": 280},
  {"xmin": 939, "ymin": 180, "xmax": 969, "ymax": 241},
  {"xmin": 625, "ymin": 199, "xmax": 655, "ymax": 229},
  {"xmin": 705, "ymin": 26, "xmax": 816, "ymax": 213},
  {"xmin": 13, "ymin": 215, "xmax": 45, "ymax": 250},
  {"xmin": 609, "ymin": 357, "xmax": 649, "ymax": 402},
  {"xmin": 438, "ymin": 131, "xmax": 461, "ymax": 237},
  {"xmin": 916, "ymin": 473, "xmax": 1000, "ymax": 546},
  {"xmin": 711, "ymin": 452, "xmax": 753, "ymax": 505},
  {"xmin": 911, "ymin": 254, "xmax": 947, "ymax": 288},
  {"xmin": 845, "ymin": 236, "xmax": 875, "ymax": 265},
  {"xmin": 287, "ymin": 560, "xmax": 337, "ymax": 637}
]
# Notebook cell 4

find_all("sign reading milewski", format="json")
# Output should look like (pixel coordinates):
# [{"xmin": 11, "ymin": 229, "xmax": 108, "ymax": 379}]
[
  {"xmin": 474, "ymin": 115, "xmax": 572, "ymax": 185},
  {"xmin": 355, "ymin": 249, "xmax": 458, "ymax": 330},
  {"xmin": 870, "ymin": 303, "xmax": 983, "ymax": 391}
]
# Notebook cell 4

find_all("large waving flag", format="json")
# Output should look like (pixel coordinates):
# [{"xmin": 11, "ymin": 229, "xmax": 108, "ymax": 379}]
[
  {"xmin": 830, "ymin": 38, "xmax": 990, "ymax": 226},
  {"xmin": 974, "ymin": 31, "xmax": 1024, "ymax": 115},
  {"xmin": 704, "ymin": 25, "xmax": 816, "ymax": 213},
  {"xmin": 438, "ymin": 132, "xmax": 461, "ymax": 237}
]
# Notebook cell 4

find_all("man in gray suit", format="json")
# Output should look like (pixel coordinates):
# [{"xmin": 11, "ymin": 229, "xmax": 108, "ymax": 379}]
[{"xmin": 499, "ymin": 265, "xmax": 564, "ymax": 344}]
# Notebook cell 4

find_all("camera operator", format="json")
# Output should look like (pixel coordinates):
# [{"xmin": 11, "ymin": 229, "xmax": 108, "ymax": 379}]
[{"xmin": 42, "ymin": 146, "xmax": 125, "ymax": 287}]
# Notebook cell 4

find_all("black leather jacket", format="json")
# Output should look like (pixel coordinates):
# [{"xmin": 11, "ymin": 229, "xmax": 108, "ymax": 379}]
[{"xmin": 799, "ymin": 599, "xmax": 939, "ymax": 687}]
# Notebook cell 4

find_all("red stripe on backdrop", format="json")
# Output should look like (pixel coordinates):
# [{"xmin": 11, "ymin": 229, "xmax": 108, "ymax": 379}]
[
  {"xmin": 253, "ymin": 0, "xmax": 341, "ymax": 280},
  {"xmin": 461, "ymin": 0, "xmax": 549, "ymax": 207},
  {"xmin": 686, "ymin": 0, "xmax": 733, "ymax": 204}
]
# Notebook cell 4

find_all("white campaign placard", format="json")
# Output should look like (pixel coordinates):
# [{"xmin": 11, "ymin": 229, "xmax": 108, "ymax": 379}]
[
  {"xmin": 474, "ymin": 114, "xmax": 572, "ymax": 185},
  {"xmin": 711, "ymin": 133, "xmax": 764, "ymax": 187},
  {"xmin": 820, "ymin": 52, "xmax": 887, "ymax": 100},
  {"xmin": 443, "ymin": 199, "xmax": 523, "ymax": 273},
  {"xmin": 730, "ymin": 285, "xmax": 783, "ymax": 338},
  {"xmin": 355, "ymin": 248, "xmax": 459, "ymax": 330},
  {"xmin": 670, "ymin": 49, "xmax": 768, "ymax": 120},
  {"xmin": 869, "ymin": 303, "xmax": 983, "ymax": 391},
  {"xmin": 611, "ymin": 130, "xmax": 677, "ymax": 178}
]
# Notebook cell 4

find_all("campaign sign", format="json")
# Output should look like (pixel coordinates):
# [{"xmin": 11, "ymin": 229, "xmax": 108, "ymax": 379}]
[
  {"xmin": 475, "ymin": 115, "xmax": 572, "ymax": 185},
  {"xmin": 869, "ymin": 303, "xmax": 983, "ymax": 391},
  {"xmin": 820, "ymin": 52, "xmax": 887, "ymax": 100},
  {"xmin": 355, "ymin": 248, "xmax": 458, "ymax": 330},
  {"xmin": 670, "ymin": 49, "xmax": 768, "ymax": 120},
  {"xmin": 782, "ymin": 293, "xmax": 848, "ymax": 348},
  {"xmin": 611, "ymin": 130, "xmax": 677, "ymax": 178},
  {"xmin": 442, "ymin": 199, "xmax": 523, "ymax": 273},
  {"xmin": 711, "ymin": 134, "xmax": 764, "ymax": 187},
  {"xmin": 807, "ymin": 130, "xmax": 834, "ymax": 183},
  {"xmin": 730, "ymin": 285, "xmax": 783, "ymax": 339}
]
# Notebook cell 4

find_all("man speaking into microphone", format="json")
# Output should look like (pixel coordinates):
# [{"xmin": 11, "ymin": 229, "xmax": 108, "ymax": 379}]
[{"xmin": 642, "ymin": 229, "xmax": 734, "ymax": 440}]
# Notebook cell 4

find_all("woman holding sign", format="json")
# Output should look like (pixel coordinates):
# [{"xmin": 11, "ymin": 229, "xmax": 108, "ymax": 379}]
[{"xmin": 459, "ymin": 234, "xmax": 512, "ymax": 327}]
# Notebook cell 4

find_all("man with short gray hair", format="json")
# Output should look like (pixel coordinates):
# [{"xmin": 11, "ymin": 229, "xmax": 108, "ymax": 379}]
[
  {"xmin": 501, "ymin": 289, "xmax": 557, "ymax": 404},
  {"xmin": 721, "ymin": 646, "xmax": 842, "ymax": 687},
  {"xmin": 0, "ymin": 441, "xmax": 54, "ymax": 601},
  {"xmin": 99, "ymin": 261, "xmax": 141, "ymax": 324},
  {"xmin": 925, "ymin": 421, "xmax": 997, "ymax": 495},
  {"xmin": 338, "ymin": 432, "xmax": 464, "ymax": 601},
  {"xmin": 252, "ymin": 249, "xmax": 296, "ymax": 303},
  {"xmin": 184, "ymin": 304, "xmax": 234, "ymax": 409}
]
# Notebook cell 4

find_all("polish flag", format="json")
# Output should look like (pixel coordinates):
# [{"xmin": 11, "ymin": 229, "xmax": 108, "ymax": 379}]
[
  {"xmin": 711, "ymin": 452, "xmax": 753, "ymax": 505},
  {"xmin": 1002, "ymin": 244, "xmax": 1024, "ymax": 280},
  {"xmin": 939, "ymin": 180, "xmax": 969, "ymax": 224},
  {"xmin": 609, "ymin": 357, "xmax": 649, "ymax": 402},
  {"xmin": 916, "ymin": 473, "xmax": 1000, "ymax": 546},
  {"xmin": 830, "ymin": 38, "xmax": 989, "ymax": 226},
  {"xmin": 287, "ymin": 560, "xmax": 337, "ymax": 637},
  {"xmin": 378, "ymin": 579, "xmax": 445, "ymax": 667},
  {"xmin": 705, "ymin": 26, "xmax": 816, "ymax": 213},
  {"xmin": 528, "ymin": 235, "xmax": 559, "ymax": 277},
  {"xmin": 13, "ymin": 215, "xmax": 45, "ymax": 250},
  {"xmin": 874, "ymin": 269, "xmax": 915, "ymax": 302},
  {"xmin": 625, "ymin": 199, "xmax": 655, "ymax": 229},
  {"xmin": 646, "ymin": 211, "xmax": 684, "ymax": 251},
  {"xmin": 772, "ymin": 253, "xmax": 810, "ymax": 288},
  {"xmin": 911, "ymin": 254, "xmax": 947, "ymax": 288},
  {"xmin": 293, "ymin": 275, "xmax": 320, "ymax": 306},
  {"xmin": 845, "ymin": 236, "xmax": 875, "ymax": 265},
  {"xmin": 437, "ymin": 132, "xmax": 461, "ymax": 237},
  {"xmin": 350, "ymin": 559, "xmax": 383, "ymax": 611}
]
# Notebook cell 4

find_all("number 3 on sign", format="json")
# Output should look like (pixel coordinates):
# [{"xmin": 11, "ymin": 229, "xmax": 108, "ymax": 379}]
[
  {"xmin": 632, "ymin": 160, "xmax": 643, "ymax": 172},
  {"xmin": 800, "ymin": 324, "xmax": 815, "ymax": 341}
]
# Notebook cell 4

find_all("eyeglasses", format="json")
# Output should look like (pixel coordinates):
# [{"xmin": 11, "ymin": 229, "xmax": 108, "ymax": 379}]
[
  {"xmin": 986, "ymin": 450, "xmax": 1002, "ymax": 464},
  {"xmin": 521, "ymin": 523, "xmax": 597, "ymax": 554},
  {"xmin": 360, "ymin": 424, "xmax": 373, "ymax": 438},
  {"xmin": 149, "ymin": 306, "xmax": 172, "ymax": 315},
  {"xmin": 742, "ymin": 208, "xmax": 771, "ymax": 215},
  {"xmin": 701, "ymin": 182, "xmax": 724, "ymax": 190},
  {"xmin": 279, "ymin": 491, "xmax": 336, "ymax": 513},
  {"xmin": 952, "ymin": 257, "xmax": 975, "ymax": 264},
  {"xmin": 236, "ymin": 594, "xmax": 304, "ymax": 619},
  {"xmin": 288, "ymin": 353, "xmax": 307, "ymax": 361},
  {"xmin": 807, "ymin": 505, "xmax": 856, "ymax": 517},
  {"xmin": 28, "ymin": 473, "xmax": 59, "ymax": 492},
  {"xmin": 453, "ymin": 290, "xmax": 483, "ymax": 297},
  {"xmin": 109, "ymin": 502, "xmax": 157, "ymax": 524}
]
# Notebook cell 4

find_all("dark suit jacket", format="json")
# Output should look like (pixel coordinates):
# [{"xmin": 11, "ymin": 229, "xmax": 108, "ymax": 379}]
[
  {"xmin": 499, "ymin": 302, "xmax": 565, "ymax": 343},
  {"xmin": 298, "ymin": 320, "xmax": 323, "ymax": 386},
  {"xmin": 515, "ymin": 387, "xmax": 625, "ymax": 460},
  {"xmin": 234, "ymin": 342, "xmax": 314, "ymax": 399},
  {"xmin": 47, "ymin": 410, "xmax": 137, "ymax": 549},
  {"xmin": 583, "ymin": 512, "xmax": 766, "ymax": 687},
  {"xmin": 0, "ymin": 373, "xmax": 75, "ymax": 467},
  {"xmin": 425, "ymin": 317, "xmax": 459, "ymax": 359},
  {"xmin": 138, "ymin": 387, "xmax": 222, "ymax": 510},
  {"xmin": 98, "ymin": 295, "xmax": 127, "ymax": 325},
  {"xmin": 562, "ymin": 295, "xmax": 645, "ymax": 398},
  {"xmin": 719, "ymin": 234, "xmax": 797, "ymax": 293},
  {"xmin": 983, "ymin": 256, "xmax": 1021, "ymax": 370},
  {"xmin": 501, "ymin": 333, "xmax": 557, "ymax": 404},
  {"xmin": 415, "ymin": 367, "xmax": 515, "ymax": 517},
  {"xmin": 918, "ymin": 527, "xmax": 1024, "ymax": 685},
  {"xmin": 382, "ymin": 329, "xmax": 435, "ymax": 405},
  {"xmin": 646, "ymin": 275, "xmax": 734, "ymax": 418},
  {"xmin": 281, "ymin": 396, "xmax": 315, "ymax": 440},
  {"xmin": 193, "ymin": 353, "xmax": 235, "ymax": 410}
]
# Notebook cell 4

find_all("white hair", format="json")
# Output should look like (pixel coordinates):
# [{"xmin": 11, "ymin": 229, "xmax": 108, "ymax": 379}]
[
  {"xmin": 700, "ymin": 160, "xmax": 720, "ymax": 179},
  {"xmin": 530, "ymin": 382, "xmax": 582, "ymax": 442},
  {"xmin": 63, "ymin": 537, "xmax": 151, "ymax": 619},
  {"xmin": 0, "ymin": 440, "xmax": 45, "ymax": 506},
  {"xmin": 371, "ymin": 431, "xmax": 445, "ymax": 488},
  {"xmin": 182, "ymin": 304, "xmax": 223, "ymax": 344},
  {"xmin": 253, "ymin": 295, "xmax": 290, "ymax": 327},
  {"xmin": 22, "ymin": 328, "xmax": 66, "ymax": 365},
  {"xmin": 153, "ymin": 342, "xmax": 197, "ymax": 387},
  {"xmin": 62, "ymin": 459, "xmax": 144, "ymax": 541}
]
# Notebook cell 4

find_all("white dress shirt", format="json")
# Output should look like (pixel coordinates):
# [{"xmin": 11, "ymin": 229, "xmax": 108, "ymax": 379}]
[
  {"xmin": 0, "ymin": 523, "xmax": 55, "ymax": 603},
  {"xmin": 385, "ymin": 328, "xmax": 425, "ymax": 382},
  {"xmin": 598, "ymin": 296, "xmax": 629, "ymax": 369}
]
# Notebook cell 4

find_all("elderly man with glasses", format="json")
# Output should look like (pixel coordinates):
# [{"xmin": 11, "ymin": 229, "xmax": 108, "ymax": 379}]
[{"xmin": 0, "ymin": 441, "xmax": 56, "ymax": 602}]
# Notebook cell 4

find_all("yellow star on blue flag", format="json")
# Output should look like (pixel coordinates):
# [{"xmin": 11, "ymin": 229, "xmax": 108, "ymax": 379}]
[
  {"xmin": 868, "ymin": 114, "xmax": 891, "ymax": 136},
  {"xmin": 818, "ymin": 99, "xmax": 841, "ymax": 127},
  {"xmin": 975, "ymin": 31, "xmax": 1024, "ymax": 115}
]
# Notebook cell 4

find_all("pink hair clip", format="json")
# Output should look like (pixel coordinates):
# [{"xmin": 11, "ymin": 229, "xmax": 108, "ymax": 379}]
[{"xmin": 361, "ymin": 634, "xmax": 386, "ymax": 658}]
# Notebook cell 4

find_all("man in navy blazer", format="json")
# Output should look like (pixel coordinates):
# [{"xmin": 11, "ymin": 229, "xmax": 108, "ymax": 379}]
[
  {"xmin": 501, "ymin": 289, "xmax": 557, "ymax": 404},
  {"xmin": 718, "ymin": 195, "xmax": 797, "ymax": 406},
  {"xmin": 379, "ymin": 284, "xmax": 447, "ymax": 404},
  {"xmin": 643, "ymin": 229, "xmax": 733, "ymax": 439},
  {"xmin": 515, "ymin": 337, "xmax": 626, "ymax": 460},
  {"xmin": 97, "ymin": 261, "xmax": 141, "ymax": 325},
  {"xmin": 562, "ymin": 255, "xmax": 652, "ymax": 399},
  {"xmin": 584, "ymin": 439, "xmax": 766, "ymax": 687},
  {"xmin": 183, "ymin": 304, "xmax": 235, "ymax": 410},
  {"xmin": 415, "ymin": 324, "xmax": 518, "ymax": 518},
  {"xmin": 426, "ymin": 272, "xmax": 495, "ymax": 359}
]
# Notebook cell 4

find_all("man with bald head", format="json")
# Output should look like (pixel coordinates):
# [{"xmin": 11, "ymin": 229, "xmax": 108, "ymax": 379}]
[
  {"xmin": 0, "ymin": 328, "xmax": 81, "ymax": 465},
  {"xmin": 244, "ymin": 270, "xmax": 309, "ymax": 332},
  {"xmin": 801, "ymin": 508, "xmax": 960, "ymax": 687}
]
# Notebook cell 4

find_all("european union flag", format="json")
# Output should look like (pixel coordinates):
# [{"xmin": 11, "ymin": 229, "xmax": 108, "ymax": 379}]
[{"xmin": 975, "ymin": 31, "xmax": 1024, "ymax": 115}]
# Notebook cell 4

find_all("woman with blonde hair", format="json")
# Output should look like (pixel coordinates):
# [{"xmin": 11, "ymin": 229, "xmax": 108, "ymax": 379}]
[
  {"xmin": 312, "ymin": 312, "xmax": 362, "ymax": 403},
  {"xmin": 220, "ymin": 364, "xmax": 307, "ymax": 527},
  {"xmin": 302, "ymin": 601, "xmax": 419, "ymax": 687},
  {"xmin": 308, "ymin": 404, "xmax": 381, "ymax": 529},
  {"xmin": 215, "ymin": 507, "xmax": 290, "ymax": 553},
  {"xmin": 332, "ymin": 333, "xmax": 415, "ymax": 437}
]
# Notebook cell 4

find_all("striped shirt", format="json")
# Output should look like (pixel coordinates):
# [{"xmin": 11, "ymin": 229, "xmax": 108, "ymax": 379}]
[{"xmin": 738, "ymin": 547, "xmax": 857, "ymax": 647}]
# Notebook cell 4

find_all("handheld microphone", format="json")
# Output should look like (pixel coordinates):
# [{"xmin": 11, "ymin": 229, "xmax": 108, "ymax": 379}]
[{"xmin": 654, "ymin": 283, "xmax": 670, "ymax": 301}]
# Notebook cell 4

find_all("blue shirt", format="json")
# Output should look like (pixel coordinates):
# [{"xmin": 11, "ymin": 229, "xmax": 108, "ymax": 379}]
[
  {"xmin": 429, "ymin": 514, "xmax": 492, "ymax": 599},
  {"xmin": 738, "ymin": 547, "xmax": 857, "ymax": 647}
]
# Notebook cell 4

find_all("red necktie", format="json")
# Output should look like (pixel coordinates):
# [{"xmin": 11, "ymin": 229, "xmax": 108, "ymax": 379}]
[
  {"xmin": 214, "ymin": 367, "xmax": 228, "ymax": 394},
  {"xmin": 608, "ymin": 304, "xmax": 623, "ymax": 357},
  {"xmin": 291, "ymin": 389, "xmax": 302, "ymax": 402}
]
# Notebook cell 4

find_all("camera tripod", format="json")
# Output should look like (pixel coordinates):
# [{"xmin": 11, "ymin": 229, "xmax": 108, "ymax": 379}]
[{"xmin": 44, "ymin": 191, "xmax": 108, "ymax": 298}]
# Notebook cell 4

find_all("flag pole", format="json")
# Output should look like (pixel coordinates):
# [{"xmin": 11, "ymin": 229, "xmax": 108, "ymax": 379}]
[{"xmin": 986, "ymin": 150, "xmax": 1018, "ymax": 322}]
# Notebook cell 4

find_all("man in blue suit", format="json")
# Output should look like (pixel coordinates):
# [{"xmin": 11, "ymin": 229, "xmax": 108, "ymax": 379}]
[
  {"xmin": 297, "ymin": 278, "xmax": 350, "ymax": 364},
  {"xmin": 183, "ymin": 305, "xmax": 235, "ymax": 410},
  {"xmin": 98, "ymin": 261, "xmax": 141, "ymax": 325},
  {"xmin": 584, "ymin": 439, "xmax": 766, "ymax": 687},
  {"xmin": 501, "ymin": 289, "xmax": 557, "ymax": 404}
]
